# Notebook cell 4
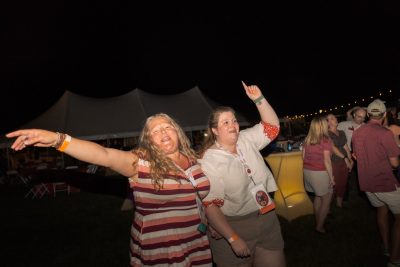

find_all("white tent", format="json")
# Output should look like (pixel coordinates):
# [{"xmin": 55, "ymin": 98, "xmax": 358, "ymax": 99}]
[{"xmin": 0, "ymin": 87, "xmax": 251, "ymax": 148}]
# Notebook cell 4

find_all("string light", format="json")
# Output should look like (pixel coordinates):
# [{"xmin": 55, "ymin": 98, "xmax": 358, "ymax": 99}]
[{"xmin": 284, "ymin": 88, "xmax": 396, "ymax": 120}]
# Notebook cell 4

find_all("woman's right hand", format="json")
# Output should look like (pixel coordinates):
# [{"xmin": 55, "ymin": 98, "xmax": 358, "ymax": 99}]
[
  {"xmin": 230, "ymin": 237, "xmax": 251, "ymax": 257},
  {"xmin": 241, "ymin": 81, "xmax": 263, "ymax": 102},
  {"xmin": 6, "ymin": 129, "xmax": 58, "ymax": 151},
  {"xmin": 208, "ymin": 225, "xmax": 222, "ymax": 240},
  {"xmin": 344, "ymin": 158, "xmax": 353, "ymax": 171},
  {"xmin": 329, "ymin": 178, "xmax": 336, "ymax": 188}
]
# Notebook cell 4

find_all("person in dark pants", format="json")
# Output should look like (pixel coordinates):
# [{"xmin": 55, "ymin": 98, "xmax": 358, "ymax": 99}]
[
  {"xmin": 327, "ymin": 113, "xmax": 353, "ymax": 208},
  {"xmin": 338, "ymin": 106, "xmax": 367, "ymax": 201}
]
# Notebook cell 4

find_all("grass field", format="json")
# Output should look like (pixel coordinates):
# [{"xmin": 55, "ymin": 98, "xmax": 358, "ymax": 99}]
[{"xmin": 0, "ymin": 184, "xmax": 390, "ymax": 267}]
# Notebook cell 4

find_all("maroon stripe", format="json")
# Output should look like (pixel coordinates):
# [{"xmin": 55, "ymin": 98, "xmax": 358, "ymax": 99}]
[
  {"xmin": 141, "ymin": 218, "xmax": 200, "ymax": 234},
  {"xmin": 131, "ymin": 220, "xmax": 142, "ymax": 233},
  {"xmin": 141, "ymin": 218, "xmax": 201, "ymax": 234},
  {"xmin": 130, "ymin": 243, "xmax": 211, "ymax": 265},
  {"xmin": 192, "ymin": 172, "xmax": 206, "ymax": 179},
  {"xmin": 192, "ymin": 258, "xmax": 213, "ymax": 266},
  {"xmin": 135, "ymin": 199, "xmax": 196, "ymax": 209},
  {"xmin": 131, "ymin": 232, "xmax": 205, "ymax": 249},
  {"xmin": 138, "ymin": 169, "xmax": 208, "ymax": 182},
  {"xmin": 138, "ymin": 171, "xmax": 188, "ymax": 180},
  {"xmin": 131, "ymin": 217, "xmax": 200, "ymax": 234},
  {"xmin": 135, "ymin": 206, "xmax": 195, "ymax": 216},
  {"xmin": 133, "ymin": 186, "xmax": 196, "ymax": 195}
]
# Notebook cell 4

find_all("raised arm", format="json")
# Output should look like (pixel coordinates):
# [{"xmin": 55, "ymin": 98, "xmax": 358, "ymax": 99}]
[
  {"xmin": 242, "ymin": 81, "xmax": 279, "ymax": 127},
  {"xmin": 6, "ymin": 129, "xmax": 137, "ymax": 177}
]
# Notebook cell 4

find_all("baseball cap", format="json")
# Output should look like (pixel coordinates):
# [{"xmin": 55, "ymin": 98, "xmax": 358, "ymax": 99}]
[{"xmin": 367, "ymin": 99, "xmax": 386, "ymax": 115}]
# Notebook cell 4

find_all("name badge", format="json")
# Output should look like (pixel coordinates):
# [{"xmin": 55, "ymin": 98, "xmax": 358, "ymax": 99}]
[{"xmin": 249, "ymin": 184, "xmax": 275, "ymax": 214}]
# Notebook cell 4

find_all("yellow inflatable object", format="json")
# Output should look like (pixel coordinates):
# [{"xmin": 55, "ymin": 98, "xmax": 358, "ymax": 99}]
[{"xmin": 265, "ymin": 151, "xmax": 313, "ymax": 221}]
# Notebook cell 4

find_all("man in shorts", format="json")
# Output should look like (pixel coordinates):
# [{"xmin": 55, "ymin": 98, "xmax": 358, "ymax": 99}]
[{"xmin": 352, "ymin": 99, "xmax": 400, "ymax": 267}]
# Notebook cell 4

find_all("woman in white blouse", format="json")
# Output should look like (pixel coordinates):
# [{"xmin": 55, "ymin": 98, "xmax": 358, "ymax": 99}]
[{"xmin": 199, "ymin": 82, "xmax": 285, "ymax": 267}]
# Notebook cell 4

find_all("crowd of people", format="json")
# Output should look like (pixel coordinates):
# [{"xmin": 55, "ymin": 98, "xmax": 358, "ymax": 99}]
[
  {"xmin": 6, "ymin": 82, "xmax": 400, "ymax": 267},
  {"xmin": 301, "ymin": 99, "xmax": 400, "ymax": 267}
]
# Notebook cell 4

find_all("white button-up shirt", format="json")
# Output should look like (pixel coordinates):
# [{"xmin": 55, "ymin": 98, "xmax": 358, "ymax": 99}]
[{"xmin": 200, "ymin": 123, "xmax": 278, "ymax": 216}]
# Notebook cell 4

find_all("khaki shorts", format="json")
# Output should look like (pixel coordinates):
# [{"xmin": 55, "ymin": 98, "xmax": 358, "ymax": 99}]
[
  {"xmin": 210, "ymin": 210, "xmax": 284, "ymax": 266},
  {"xmin": 303, "ymin": 169, "xmax": 333, "ymax": 196},
  {"xmin": 365, "ymin": 188, "xmax": 400, "ymax": 214}
]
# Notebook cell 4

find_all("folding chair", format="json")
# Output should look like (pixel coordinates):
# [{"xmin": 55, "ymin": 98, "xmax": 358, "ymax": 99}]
[
  {"xmin": 86, "ymin": 164, "xmax": 98, "ymax": 174},
  {"xmin": 10, "ymin": 174, "xmax": 45, "ymax": 199},
  {"xmin": 24, "ymin": 181, "xmax": 50, "ymax": 199},
  {"xmin": 51, "ymin": 165, "xmax": 80, "ymax": 197},
  {"xmin": 53, "ymin": 182, "xmax": 70, "ymax": 197}
]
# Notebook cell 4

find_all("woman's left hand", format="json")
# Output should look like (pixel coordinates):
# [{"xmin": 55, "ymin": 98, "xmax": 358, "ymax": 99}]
[
  {"xmin": 241, "ymin": 81, "xmax": 262, "ymax": 102},
  {"xmin": 230, "ymin": 237, "xmax": 251, "ymax": 258}
]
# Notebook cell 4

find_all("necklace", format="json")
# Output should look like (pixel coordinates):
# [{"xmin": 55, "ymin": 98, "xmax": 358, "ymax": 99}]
[{"xmin": 215, "ymin": 141, "xmax": 256, "ymax": 185}]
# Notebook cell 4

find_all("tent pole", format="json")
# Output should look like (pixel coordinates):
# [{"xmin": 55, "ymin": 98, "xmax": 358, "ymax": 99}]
[{"xmin": 189, "ymin": 131, "xmax": 193, "ymax": 146}]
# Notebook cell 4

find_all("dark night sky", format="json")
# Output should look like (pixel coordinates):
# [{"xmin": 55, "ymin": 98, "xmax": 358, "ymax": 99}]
[{"xmin": 1, "ymin": 2, "xmax": 400, "ymax": 135}]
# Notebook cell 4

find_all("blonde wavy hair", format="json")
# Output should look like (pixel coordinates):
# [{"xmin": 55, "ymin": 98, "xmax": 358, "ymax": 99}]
[
  {"xmin": 135, "ymin": 113, "xmax": 197, "ymax": 190},
  {"xmin": 304, "ymin": 115, "xmax": 330, "ymax": 145}
]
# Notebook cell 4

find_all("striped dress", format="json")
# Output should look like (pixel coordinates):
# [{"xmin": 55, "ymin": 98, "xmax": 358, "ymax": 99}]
[{"xmin": 129, "ymin": 158, "xmax": 212, "ymax": 267}]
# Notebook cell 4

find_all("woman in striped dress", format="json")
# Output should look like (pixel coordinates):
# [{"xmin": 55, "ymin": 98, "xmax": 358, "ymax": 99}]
[{"xmin": 6, "ymin": 113, "xmax": 212, "ymax": 267}]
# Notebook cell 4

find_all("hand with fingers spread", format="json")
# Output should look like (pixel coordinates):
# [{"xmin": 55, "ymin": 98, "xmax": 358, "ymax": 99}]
[{"xmin": 6, "ymin": 129, "xmax": 59, "ymax": 151}]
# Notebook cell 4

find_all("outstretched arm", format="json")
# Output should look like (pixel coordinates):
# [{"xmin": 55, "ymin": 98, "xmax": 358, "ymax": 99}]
[
  {"xmin": 6, "ymin": 129, "xmax": 137, "ymax": 177},
  {"xmin": 242, "ymin": 81, "xmax": 280, "ymax": 127}
]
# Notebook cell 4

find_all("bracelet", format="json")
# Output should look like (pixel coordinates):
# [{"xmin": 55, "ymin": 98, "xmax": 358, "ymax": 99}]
[
  {"xmin": 253, "ymin": 95, "xmax": 265, "ymax": 105},
  {"xmin": 53, "ymin": 132, "xmax": 65, "ymax": 149},
  {"xmin": 57, "ymin": 134, "xmax": 71, "ymax": 152},
  {"xmin": 228, "ymin": 233, "xmax": 239, "ymax": 243},
  {"xmin": 52, "ymin": 132, "xmax": 61, "ymax": 148}
]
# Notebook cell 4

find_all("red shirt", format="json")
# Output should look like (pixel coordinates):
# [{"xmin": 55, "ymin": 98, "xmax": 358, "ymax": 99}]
[
  {"xmin": 352, "ymin": 120, "xmax": 400, "ymax": 192},
  {"xmin": 303, "ymin": 138, "xmax": 332, "ymax": 171}
]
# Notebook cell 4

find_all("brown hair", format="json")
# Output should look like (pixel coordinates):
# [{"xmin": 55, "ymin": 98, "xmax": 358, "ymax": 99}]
[{"xmin": 199, "ymin": 106, "xmax": 236, "ymax": 157}]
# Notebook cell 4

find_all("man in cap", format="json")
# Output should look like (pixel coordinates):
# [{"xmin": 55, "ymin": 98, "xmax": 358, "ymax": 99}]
[{"xmin": 352, "ymin": 99, "xmax": 400, "ymax": 267}]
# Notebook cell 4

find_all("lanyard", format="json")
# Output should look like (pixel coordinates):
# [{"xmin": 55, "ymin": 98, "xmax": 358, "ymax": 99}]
[
  {"xmin": 215, "ymin": 142, "xmax": 256, "ymax": 185},
  {"xmin": 174, "ymin": 161, "xmax": 207, "ymax": 233},
  {"xmin": 175, "ymin": 163, "xmax": 202, "ymax": 199}
]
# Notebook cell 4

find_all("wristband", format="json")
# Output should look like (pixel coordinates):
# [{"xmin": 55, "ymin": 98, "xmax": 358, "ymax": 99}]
[
  {"xmin": 57, "ymin": 134, "xmax": 71, "ymax": 152},
  {"xmin": 228, "ymin": 233, "xmax": 239, "ymax": 243},
  {"xmin": 253, "ymin": 95, "xmax": 265, "ymax": 105}
]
